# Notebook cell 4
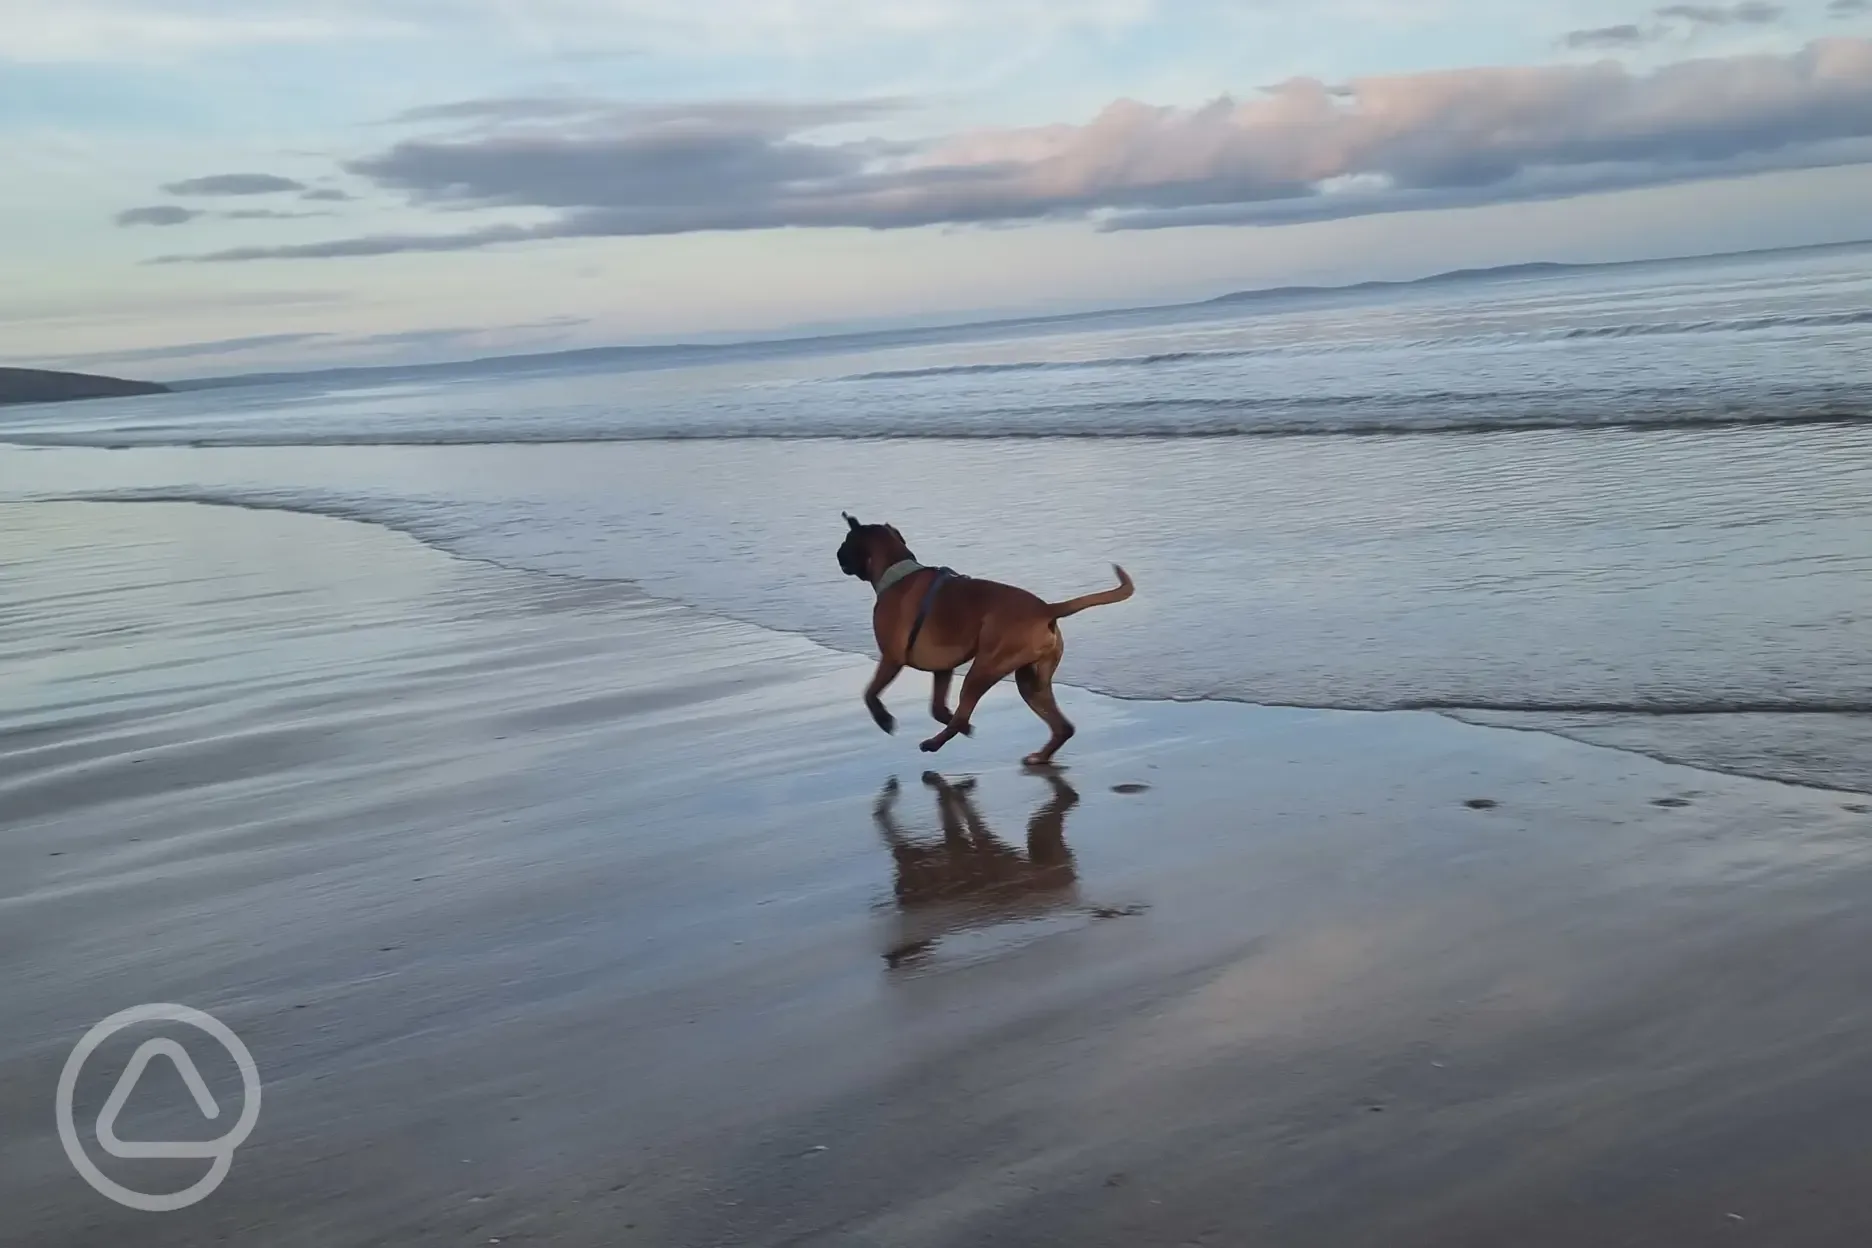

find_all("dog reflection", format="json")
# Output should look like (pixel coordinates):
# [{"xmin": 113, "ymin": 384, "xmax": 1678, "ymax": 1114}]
[{"xmin": 874, "ymin": 771, "xmax": 1081, "ymax": 967}]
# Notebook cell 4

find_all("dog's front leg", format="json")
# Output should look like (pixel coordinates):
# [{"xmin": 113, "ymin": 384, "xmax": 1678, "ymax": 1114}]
[
  {"xmin": 865, "ymin": 659, "xmax": 903, "ymax": 734},
  {"xmin": 919, "ymin": 661, "xmax": 1009, "ymax": 753},
  {"xmin": 928, "ymin": 669, "xmax": 974, "ymax": 736}
]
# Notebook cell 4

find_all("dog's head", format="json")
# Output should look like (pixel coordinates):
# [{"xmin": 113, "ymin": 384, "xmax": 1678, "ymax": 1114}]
[{"xmin": 837, "ymin": 512, "xmax": 912, "ymax": 582}]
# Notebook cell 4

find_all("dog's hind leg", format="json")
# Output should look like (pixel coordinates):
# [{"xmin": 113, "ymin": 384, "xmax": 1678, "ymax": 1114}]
[
  {"xmin": 1025, "ymin": 770, "xmax": 1079, "ymax": 864},
  {"xmin": 1015, "ymin": 654, "xmax": 1075, "ymax": 766},
  {"xmin": 865, "ymin": 659, "xmax": 903, "ymax": 734},
  {"xmin": 929, "ymin": 669, "xmax": 975, "ymax": 736},
  {"xmin": 919, "ymin": 660, "xmax": 1014, "ymax": 753}
]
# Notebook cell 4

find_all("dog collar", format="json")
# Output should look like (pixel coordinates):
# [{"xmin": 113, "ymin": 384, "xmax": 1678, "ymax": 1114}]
[{"xmin": 875, "ymin": 559, "xmax": 923, "ymax": 595}]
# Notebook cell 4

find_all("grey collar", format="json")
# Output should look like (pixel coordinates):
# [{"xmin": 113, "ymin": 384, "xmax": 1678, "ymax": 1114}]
[{"xmin": 874, "ymin": 558, "xmax": 923, "ymax": 595}]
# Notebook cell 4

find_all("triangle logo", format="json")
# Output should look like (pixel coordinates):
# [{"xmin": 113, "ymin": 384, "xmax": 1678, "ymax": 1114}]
[{"xmin": 95, "ymin": 1038, "xmax": 225, "ymax": 1160}]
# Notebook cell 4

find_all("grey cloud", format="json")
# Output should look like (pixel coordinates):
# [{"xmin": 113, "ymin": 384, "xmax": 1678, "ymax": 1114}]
[
  {"xmin": 301, "ymin": 188, "xmax": 354, "ymax": 202},
  {"xmin": 1656, "ymin": 2, "xmax": 1784, "ymax": 24},
  {"xmin": 159, "ymin": 224, "xmax": 539, "ymax": 263},
  {"xmin": 1833, "ymin": 0, "xmax": 1871, "ymax": 15},
  {"xmin": 162, "ymin": 173, "xmax": 307, "ymax": 196},
  {"xmin": 42, "ymin": 318, "xmax": 585, "ymax": 372},
  {"xmin": 1565, "ymin": 2, "xmax": 1784, "ymax": 49},
  {"xmin": 159, "ymin": 39, "xmax": 1872, "ymax": 260},
  {"xmin": 115, "ymin": 205, "xmax": 202, "ymax": 226},
  {"xmin": 379, "ymin": 95, "xmax": 904, "ymax": 134},
  {"xmin": 385, "ymin": 97, "xmax": 615, "ymax": 126},
  {"xmin": 1564, "ymin": 24, "xmax": 1655, "ymax": 49},
  {"xmin": 1102, "ymin": 137, "xmax": 1872, "ymax": 229},
  {"xmin": 221, "ymin": 208, "xmax": 333, "ymax": 219},
  {"xmin": 49, "ymin": 332, "xmax": 331, "ymax": 369},
  {"xmin": 334, "ymin": 316, "xmax": 589, "ymax": 351}
]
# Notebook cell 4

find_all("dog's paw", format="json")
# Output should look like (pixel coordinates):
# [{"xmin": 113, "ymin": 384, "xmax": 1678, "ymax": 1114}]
[
  {"xmin": 869, "ymin": 706, "xmax": 896, "ymax": 734},
  {"xmin": 919, "ymin": 736, "xmax": 944, "ymax": 753}
]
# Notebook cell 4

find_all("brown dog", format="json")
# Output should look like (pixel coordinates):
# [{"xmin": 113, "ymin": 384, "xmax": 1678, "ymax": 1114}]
[{"xmin": 837, "ymin": 514, "xmax": 1133, "ymax": 764}]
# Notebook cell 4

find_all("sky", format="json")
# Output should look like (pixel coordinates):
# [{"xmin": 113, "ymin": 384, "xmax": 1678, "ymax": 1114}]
[{"xmin": 6, "ymin": 0, "xmax": 1872, "ymax": 378}]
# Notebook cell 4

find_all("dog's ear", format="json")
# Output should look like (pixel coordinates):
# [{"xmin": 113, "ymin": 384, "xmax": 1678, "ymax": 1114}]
[{"xmin": 844, "ymin": 512, "xmax": 861, "ymax": 531}]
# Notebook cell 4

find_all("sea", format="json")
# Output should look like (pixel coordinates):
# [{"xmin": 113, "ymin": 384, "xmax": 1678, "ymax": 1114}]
[{"xmin": 5, "ymin": 241, "xmax": 1871, "ymax": 792}]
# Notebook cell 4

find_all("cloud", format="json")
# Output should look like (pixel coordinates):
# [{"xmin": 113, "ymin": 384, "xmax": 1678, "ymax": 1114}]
[
  {"xmin": 157, "ymin": 37, "xmax": 1872, "ymax": 261},
  {"xmin": 301, "ymin": 188, "xmax": 354, "ymax": 202},
  {"xmin": 221, "ymin": 208, "xmax": 333, "ymax": 219},
  {"xmin": 1833, "ymin": 0, "xmax": 1871, "ymax": 15},
  {"xmin": 346, "ymin": 99, "xmax": 905, "ymax": 209},
  {"xmin": 1564, "ymin": 3, "xmax": 1786, "ymax": 50},
  {"xmin": 46, "ymin": 332, "xmax": 332, "ymax": 368},
  {"xmin": 381, "ymin": 96, "xmax": 622, "ymax": 126},
  {"xmin": 331, "ymin": 315, "xmax": 589, "ymax": 351},
  {"xmin": 379, "ymin": 95, "xmax": 909, "ymax": 139},
  {"xmin": 28, "ymin": 315, "xmax": 585, "ymax": 374},
  {"xmin": 1656, "ymin": 2, "xmax": 1784, "ymax": 25},
  {"xmin": 115, "ymin": 205, "xmax": 202, "ymax": 226},
  {"xmin": 162, "ymin": 172, "xmax": 308, "ymax": 196},
  {"xmin": 1100, "ymin": 138, "xmax": 1872, "ymax": 228},
  {"xmin": 1564, "ymin": 24, "xmax": 1654, "ymax": 50}
]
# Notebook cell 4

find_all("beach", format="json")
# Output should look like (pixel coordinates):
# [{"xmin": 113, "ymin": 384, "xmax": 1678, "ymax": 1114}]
[{"xmin": 7, "ymin": 498, "xmax": 1872, "ymax": 1246}]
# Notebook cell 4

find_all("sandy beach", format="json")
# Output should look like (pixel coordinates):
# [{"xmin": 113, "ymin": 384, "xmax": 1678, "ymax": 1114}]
[{"xmin": 7, "ymin": 498, "xmax": 1872, "ymax": 1247}]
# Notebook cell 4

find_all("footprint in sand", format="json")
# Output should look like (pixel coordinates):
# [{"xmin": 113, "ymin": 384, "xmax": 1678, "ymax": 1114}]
[
  {"xmin": 1844, "ymin": 803, "xmax": 1870, "ymax": 815},
  {"xmin": 1111, "ymin": 783, "xmax": 1151, "ymax": 795},
  {"xmin": 1651, "ymin": 796, "xmax": 1693, "ymax": 808},
  {"xmin": 1463, "ymin": 798, "xmax": 1498, "ymax": 810}
]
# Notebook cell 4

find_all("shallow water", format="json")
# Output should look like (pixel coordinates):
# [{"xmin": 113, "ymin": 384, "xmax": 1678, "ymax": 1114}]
[{"xmin": 6, "ymin": 243, "xmax": 1871, "ymax": 790}]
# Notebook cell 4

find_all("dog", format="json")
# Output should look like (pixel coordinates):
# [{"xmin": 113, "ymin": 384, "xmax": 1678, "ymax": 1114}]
[{"xmin": 837, "ymin": 513, "xmax": 1133, "ymax": 764}]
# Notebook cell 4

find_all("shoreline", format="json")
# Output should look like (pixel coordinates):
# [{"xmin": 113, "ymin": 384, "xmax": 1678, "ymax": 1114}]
[
  {"xmin": 13, "ymin": 486, "xmax": 1865, "ymax": 799},
  {"xmin": 7, "ymin": 499, "xmax": 1872, "ymax": 1246}
]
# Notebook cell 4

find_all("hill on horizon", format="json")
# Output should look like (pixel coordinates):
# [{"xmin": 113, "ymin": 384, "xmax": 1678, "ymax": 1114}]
[{"xmin": 0, "ymin": 367, "xmax": 168, "ymax": 408}]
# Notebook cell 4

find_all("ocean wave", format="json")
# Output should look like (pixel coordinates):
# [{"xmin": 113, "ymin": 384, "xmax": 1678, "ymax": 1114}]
[
  {"xmin": 832, "ymin": 309, "xmax": 1872, "ymax": 382},
  {"xmin": 25, "ymin": 490, "xmax": 1872, "ymax": 794},
  {"xmin": 1561, "ymin": 308, "xmax": 1872, "ymax": 340},
  {"xmin": 7, "ymin": 405, "xmax": 1865, "ymax": 449},
  {"xmin": 36, "ymin": 489, "xmax": 1872, "ymax": 730},
  {"xmin": 1413, "ymin": 698, "xmax": 1872, "ymax": 715},
  {"xmin": 848, "ymin": 351, "xmax": 1226, "ymax": 380}
]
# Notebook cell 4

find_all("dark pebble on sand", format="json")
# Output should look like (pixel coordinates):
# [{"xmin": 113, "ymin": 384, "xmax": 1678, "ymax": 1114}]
[
  {"xmin": 1652, "ymin": 797, "xmax": 1692, "ymax": 808},
  {"xmin": 1844, "ymin": 803, "xmax": 1870, "ymax": 814},
  {"xmin": 1112, "ymin": 783, "xmax": 1151, "ymax": 794},
  {"xmin": 1463, "ymin": 798, "xmax": 1498, "ymax": 810}
]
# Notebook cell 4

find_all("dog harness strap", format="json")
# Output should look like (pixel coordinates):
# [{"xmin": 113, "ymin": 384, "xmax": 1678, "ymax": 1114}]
[{"xmin": 905, "ymin": 567, "xmax": 955, "ymax": 661}]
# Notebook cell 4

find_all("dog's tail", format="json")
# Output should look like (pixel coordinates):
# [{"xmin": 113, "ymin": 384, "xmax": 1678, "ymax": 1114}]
[{"xmin": 1048, "ymin": 565, "xmax": 1135, "ymax": 619}]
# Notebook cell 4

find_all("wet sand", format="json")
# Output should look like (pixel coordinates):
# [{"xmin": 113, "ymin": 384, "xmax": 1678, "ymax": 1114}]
[{"xmin": 6, "ymin": 500, "xmax": 1872, "ymax": 1246}]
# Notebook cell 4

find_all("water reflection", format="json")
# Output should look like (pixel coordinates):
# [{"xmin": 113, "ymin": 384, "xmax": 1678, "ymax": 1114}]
[{"xmin": 873, "ymin": 771, "xmax": 1082, "ymax": 967}]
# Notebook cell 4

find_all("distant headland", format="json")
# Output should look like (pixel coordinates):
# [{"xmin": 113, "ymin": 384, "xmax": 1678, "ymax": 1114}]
[{"xmin": 0, "ymin": 367, "xmax": 168, "ymax": 407}]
